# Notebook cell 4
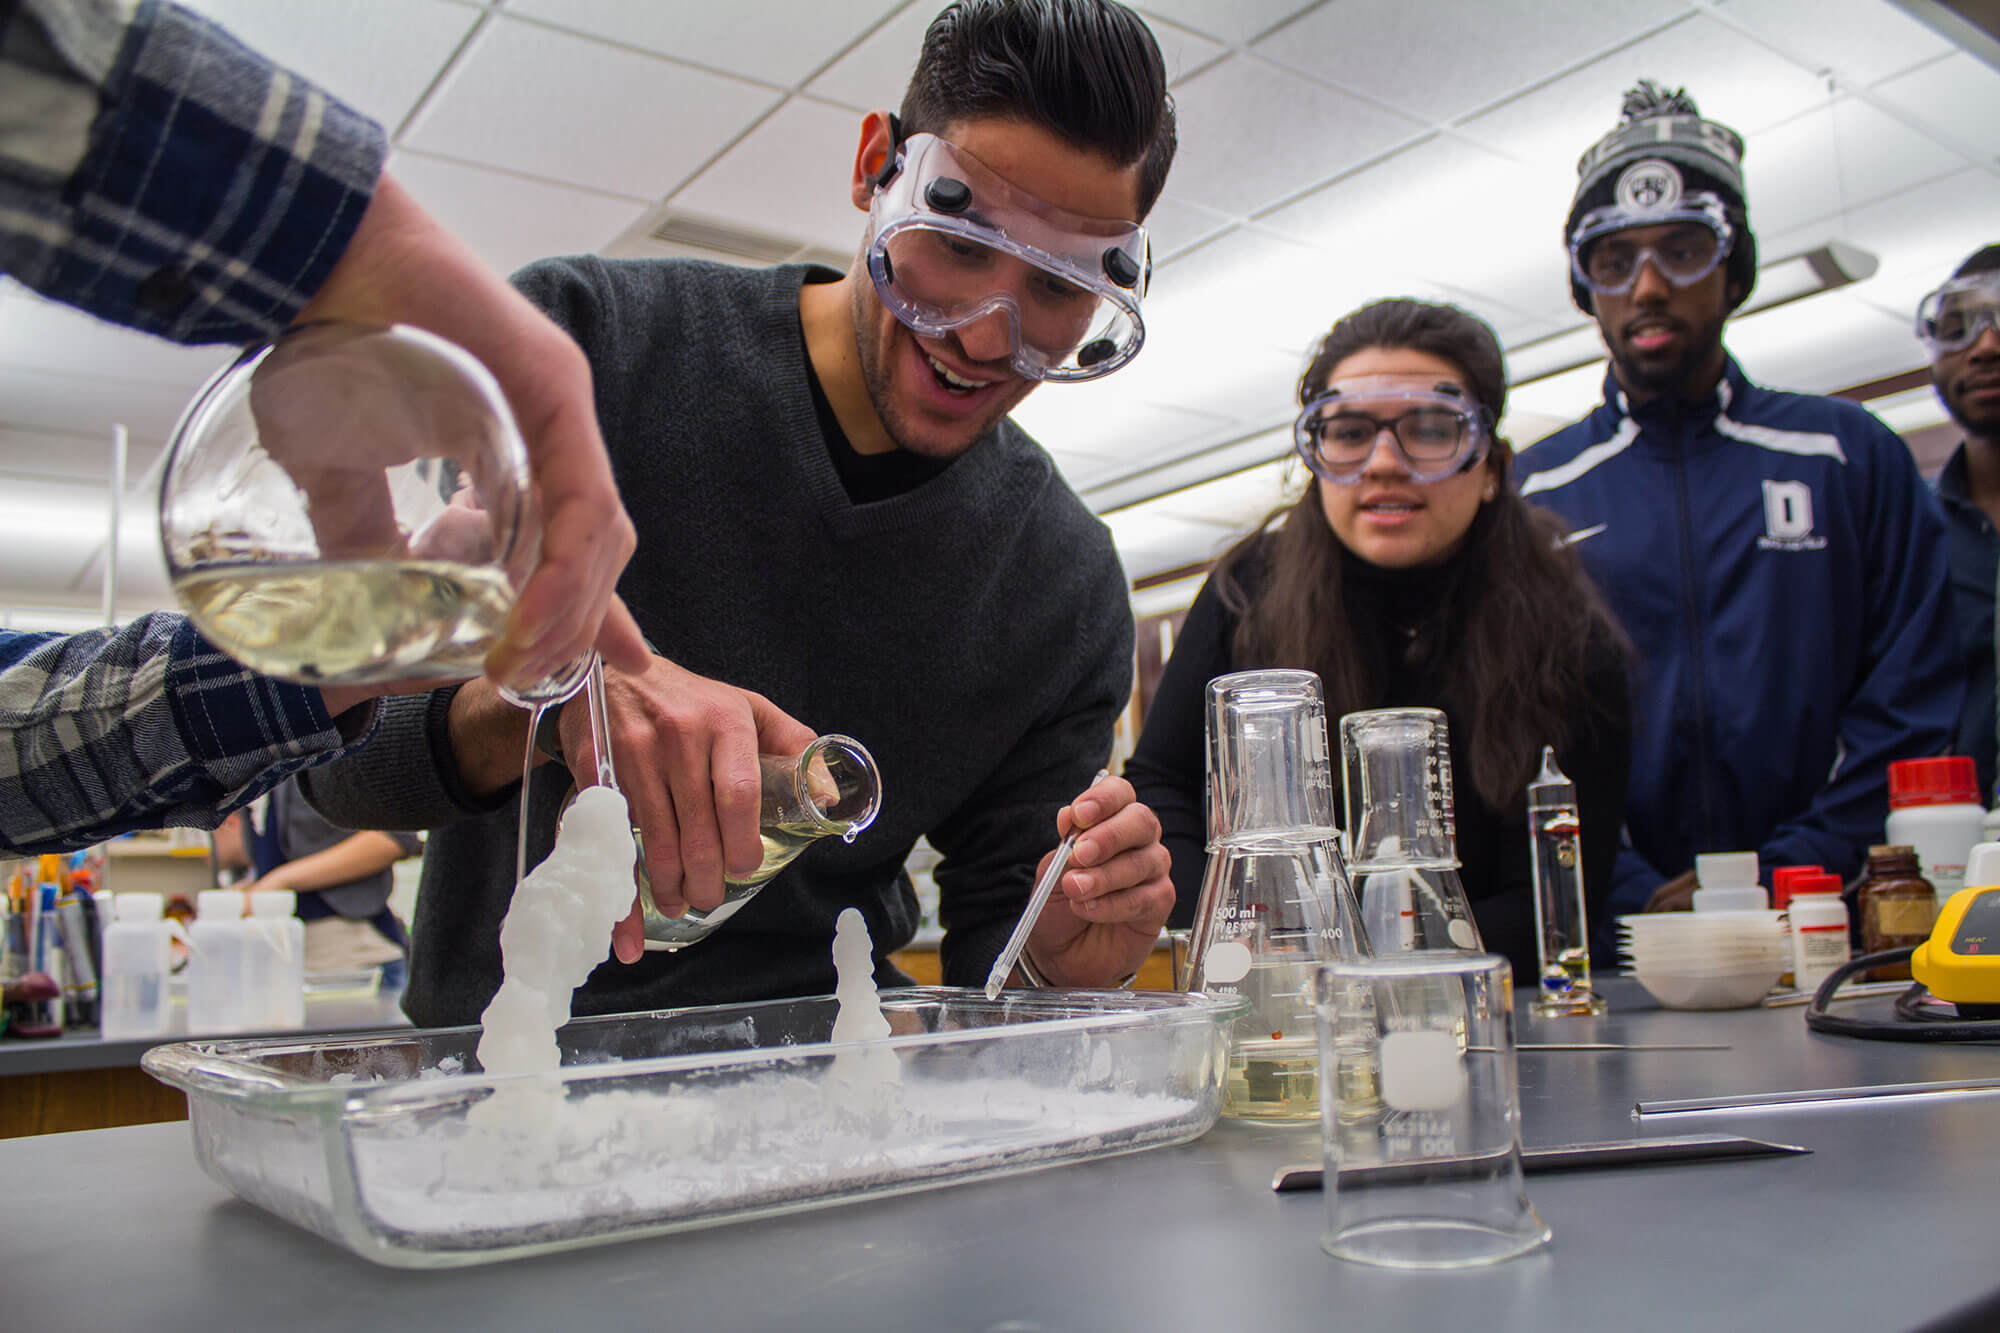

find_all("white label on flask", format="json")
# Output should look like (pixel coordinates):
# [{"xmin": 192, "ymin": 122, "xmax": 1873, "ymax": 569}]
[
  {"xmin": 1203, "ymin": 940, "xmax": 1253, "ymax": 984},
  {"xmin": 1381, "ymin": 1030, "xmax": 1466, "ymax": 1112}
]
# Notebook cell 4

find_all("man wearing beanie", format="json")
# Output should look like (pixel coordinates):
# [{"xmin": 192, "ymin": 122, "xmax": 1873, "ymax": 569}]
[
  {"xmin": 1518, "ymin": 81, "xmax": 1961, "ymax": 925},
  {"xmin": 1924, "ymin": 244, "xmax": 2000, "ymax": 800}
]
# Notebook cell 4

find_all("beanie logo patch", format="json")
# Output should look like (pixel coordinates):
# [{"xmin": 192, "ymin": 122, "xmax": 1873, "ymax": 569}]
[{"xmin": 1615, "ymin": 159, "xmax": 1682, "ymax": 213}]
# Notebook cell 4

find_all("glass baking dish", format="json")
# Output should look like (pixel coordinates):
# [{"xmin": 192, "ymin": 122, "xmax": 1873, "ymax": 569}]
[{"xmin": 142, "ymin": 986, "xmax": 1245, "ymax": 1267}]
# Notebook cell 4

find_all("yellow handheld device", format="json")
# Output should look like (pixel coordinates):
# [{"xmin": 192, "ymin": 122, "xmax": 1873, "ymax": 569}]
[{"xmin": 1910, "ymin": 885, "xmax": 2000, "ymax": 1008}]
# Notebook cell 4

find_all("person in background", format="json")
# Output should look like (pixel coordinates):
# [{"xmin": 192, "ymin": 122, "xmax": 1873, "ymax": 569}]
[
  {"xmin": 305, "ymin": 0, "xmax": 1180, "ymax": 1021},
  {"xmin": 1518, "ymin": 81, "xmax": 1961, "ymax": 921},
  {"xmin": 1922, "ymin": 244, "xmax": 2000, "ymax": 802},
  {"xmin": 217, "ymin": 780, "xmax": 422, "ymax": 988},
  {"xmin": 1124, "ymin": 299, "xmax": 1631, "ymax": 982},
  {"xmin": 0, "ymin": 0, "xmax": 656, "ymax": 856}
]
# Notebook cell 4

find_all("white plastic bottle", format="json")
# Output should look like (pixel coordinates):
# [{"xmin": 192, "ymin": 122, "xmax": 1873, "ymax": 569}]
[
  {"xmin": 247, "ymin": 889, "xmax": 305, "ymax": 1028},
  {"xmin": 100, "ymin": 892, "xmax": 174, "ymax": 1040},
  {"xmin": 1885, "ymin": 757, "xmax": 1986, "ymax": 911},
  {"xmin": 1692, "ymin": 851, "xmax": 1768, "ymax": 912},
  {"xmin": 187, "ymin": 889, "xmax": 253, "ymax": 1034},
  {"xmin": 1788, "ymin": 872, "xmax": 1851, "ymax": 993}
]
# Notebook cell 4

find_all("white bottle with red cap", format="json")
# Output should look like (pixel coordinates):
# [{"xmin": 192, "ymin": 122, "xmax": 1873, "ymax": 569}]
[{"xmin": 1885, "ymin": 757, "xmax": 1986, "ymax": 910}]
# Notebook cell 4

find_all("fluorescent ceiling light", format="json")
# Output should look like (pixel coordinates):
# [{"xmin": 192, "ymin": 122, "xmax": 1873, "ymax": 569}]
[
  {"xmin": 1506, "ymin": 241, "xmax": 1880, "ymax": 388},
  {"xmin": 1865, "ymin": 383, "xmax": 1949, "ymax": 436}
]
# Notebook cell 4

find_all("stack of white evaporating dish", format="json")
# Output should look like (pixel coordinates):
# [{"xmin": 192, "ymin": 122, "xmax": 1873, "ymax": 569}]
[{"xmin": 1618, "ymin": 911, "xmax": 1789, "ymax": 1010}]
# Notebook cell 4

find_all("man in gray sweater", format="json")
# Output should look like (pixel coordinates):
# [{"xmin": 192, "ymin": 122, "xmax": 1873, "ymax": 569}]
[{"xmin": 304, "ymin": 0, "xmax": 1181, "ymax": 1024}]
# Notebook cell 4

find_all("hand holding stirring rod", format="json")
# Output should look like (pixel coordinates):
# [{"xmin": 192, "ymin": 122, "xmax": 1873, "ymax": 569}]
[{"xmin": 985, "ymin": 770, "xmax": 1111, "ymax": 999}]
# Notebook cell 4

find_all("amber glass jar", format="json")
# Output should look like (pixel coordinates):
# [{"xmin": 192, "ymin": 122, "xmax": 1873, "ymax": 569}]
[{"xmin": 1855, "ymin": 844, "xmax": 1937, "ymax": 982}]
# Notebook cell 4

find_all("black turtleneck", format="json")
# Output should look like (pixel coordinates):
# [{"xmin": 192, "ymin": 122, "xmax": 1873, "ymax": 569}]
[{"xmin": 1125, "ymin": 528, "xmax": 1631, "ymax": 983}]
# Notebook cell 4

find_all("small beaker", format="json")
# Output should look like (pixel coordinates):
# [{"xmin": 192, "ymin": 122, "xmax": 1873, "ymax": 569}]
[
  {"xmin": 637, "ymin": 734, "xmax": 882, "ymax": 950},
  {"xmin": 1341, "ymin": 707, "xmax": 1483, "ymax": 955},
  {"xmin": 1183, "ymin": 832, "xmax": 1365, "ymax": 1122},
  {"xmin": 1205, "ymin": 670, "xmax": 1336, "ymax": 846},
  {"xmin": 1314, "ymin": 953, "xmax": 1551, "ymax": 1269}
]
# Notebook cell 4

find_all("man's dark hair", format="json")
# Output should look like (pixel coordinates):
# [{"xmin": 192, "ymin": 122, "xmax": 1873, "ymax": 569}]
[
  {"xmin": 899, "ymin": 0, "xmax": 1177, "ymax": 218},
  {"xmin": 1955, "ymin": 244, "xmax": 2000, "ymax": 279}
]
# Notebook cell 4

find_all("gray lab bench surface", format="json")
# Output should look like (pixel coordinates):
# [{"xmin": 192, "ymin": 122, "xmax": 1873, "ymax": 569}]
[{"xmin": 5, "ymin": 979, "xmax": 1999, "ymax": 1333}]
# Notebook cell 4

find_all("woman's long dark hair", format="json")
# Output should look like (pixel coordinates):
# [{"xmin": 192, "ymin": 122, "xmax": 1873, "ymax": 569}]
[{"xmin": 1213, "ymin": 298, "xmax": 1624, "ymax": 810}]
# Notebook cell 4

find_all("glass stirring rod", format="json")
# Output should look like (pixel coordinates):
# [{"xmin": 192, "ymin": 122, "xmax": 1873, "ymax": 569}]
[{"xmin": 984, "ymin": 769, "xmax": 1111, "ymax": 1000}]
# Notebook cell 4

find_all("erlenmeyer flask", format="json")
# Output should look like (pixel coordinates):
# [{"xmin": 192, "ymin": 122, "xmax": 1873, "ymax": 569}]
[
  {"xmin": 1341, "ymin": 708, "xmax": 1483, "ymax": 955},
  {"xmin": 636, "ymin": 734, "xmax": 882, "ymax": 950},
  {"xmin": 1185, "ymin": 833, "xmax": 1361, "ymax": 1121},
  {"xmin": 159, "ymin": 321, "xmax": 588, "ymax": 703}
]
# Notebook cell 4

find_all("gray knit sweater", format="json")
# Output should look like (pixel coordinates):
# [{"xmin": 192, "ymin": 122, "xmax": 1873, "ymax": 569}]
[{"xmin": 302, "ymin": 258, "xmax": 1134, "ymax": 1026}]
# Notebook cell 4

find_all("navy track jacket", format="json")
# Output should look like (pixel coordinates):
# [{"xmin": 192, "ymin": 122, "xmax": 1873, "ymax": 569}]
[{"xmin": 1518, "ymin": 356, "xmax": 1963, "ymax": 917}]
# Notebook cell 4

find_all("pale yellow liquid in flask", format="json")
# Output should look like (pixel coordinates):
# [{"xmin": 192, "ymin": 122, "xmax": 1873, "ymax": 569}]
[
  {"xmin": 1221, "ymin": 956, "xmax": 1321, "ymax": 1121},
  {"xmin": 175, "ymin": 558, "xmax": 513, "ymax": 683}
]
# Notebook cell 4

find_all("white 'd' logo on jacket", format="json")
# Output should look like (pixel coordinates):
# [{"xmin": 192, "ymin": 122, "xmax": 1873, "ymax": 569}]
[{"xmin": 1758, "ymin": 479, "xmax": 1826, "ymax": 551}]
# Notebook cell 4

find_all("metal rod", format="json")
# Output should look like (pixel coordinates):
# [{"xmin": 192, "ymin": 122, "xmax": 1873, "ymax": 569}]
[
  {"xmin": 1272, "ymin": 1133, "xmax": 1810, "ymax": 1192},
  {"xmin": 103, "ymin": 424, "xmax": 127, "ymax": 625},
  {"xmin": 1511, "ymin": 1042, "xmax": 1732, "ymax": 1052},
  {"xmin": 1635, "ymin": 1076, "xmax": 2000, "ymax": 1118}
]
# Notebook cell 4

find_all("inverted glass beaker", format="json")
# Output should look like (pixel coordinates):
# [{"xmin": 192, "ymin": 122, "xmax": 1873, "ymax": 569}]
[
  {"xmin": 1315, "ymin": 952, "xmax": 1550, "ymax": 1269},
  {"xmin": 1341, "ymin": 707, "xmax": 1483, "ymax": 955},
  {"xmin": 1204, "ymin": 669, "xmax": 1337, "ymax": 845}
]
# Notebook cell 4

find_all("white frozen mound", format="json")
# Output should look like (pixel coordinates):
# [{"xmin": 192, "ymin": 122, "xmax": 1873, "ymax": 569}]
[
  {"xmin": 828, "ymin": 907, "xmax": 901, "ymax": 1117},
  {"xmin": 476, "ymin": 784, "xmax": 637, "ymax": 1081}
]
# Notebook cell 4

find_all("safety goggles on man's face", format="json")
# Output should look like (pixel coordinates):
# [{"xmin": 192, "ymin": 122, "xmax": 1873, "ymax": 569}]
[
  {"xmin": 1917, "ymin": 272, "xmax": 2000, "ymax": 357},
  {"xmin": 865, "ymin": 132, "xmax": 1148, "ymax": 383},
  {"xmin": 1568, "ymin": 193, "xmax": 1735, "ymax": 296},
  {"xmin": 1293, "ymin": 381, "xmax": 1493, "ymax": 486}
]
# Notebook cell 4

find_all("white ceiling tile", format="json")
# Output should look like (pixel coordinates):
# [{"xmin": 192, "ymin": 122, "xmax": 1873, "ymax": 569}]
[
  {"xmin": 176, "ymin": 0, "xmax": 481, "ymax": 130},
  {"xmin": 1133, "ymin": 0, "xmax": 1318, "ymax": 46},
  {"xmin": 1741, "ymin": 95, "xmax": 1959, "ymax": 238},
  {"xmin": 0, "ymin": 363, "xmax": 210, "ymax": 445},
  {"xmin": 1828, "ymin": 168, "xmax": 2000, "ymax": 293},
  {"xmin": 390, "ymin": 151, "xmax": 648, "ymax": 277},
  {"xmin": 804, "ymin": 1, "xmax": 932, "ymax": 111},
  {"xmin": 1146, "ymin": 12, "xmax": 1229, "ymax": 83},
  {"xmin": 1106, "ymin": 507, "xmax": 1244, "ymax": 581},
  {"xmin": 1870, "ymin": 53, "xmax": 2000, "ymax": 162},
  {"xmin": 403, "ymin": 17, "xmax": 781, "ymax": 198},
  {"xmin": 1012, "ymin": 388, "xmax": 1234, "ymax": 467},
  {"xmin": 669, "ymin": 99, "xmax": 870, "ymax": 255},
  {"xmin": 504, "ymin": 0, "xmax": 891, "ymax": 87},
  {"xmin": 1714, "ymin": 0, "xmax": 1955, "ymax": 87},
  {"xmin": 1458, "ymin": 14, "xmax": 1831, "ymax": 172},
  {"xmin": 1167, "ymin": 54, "xmax": 1423, "ymax": 214},
  {"xmin": 1138, "ymin": 197, "xmax": 1234, "ymax": 261},
  {"xmin": 1254, "ymin": 0, "xmax": 1685, "ymax": 125},
  {"xmin": 1145, "ymin": 456, "xmax": 1298, "ymax": 527},
  {"xmin": 0, "ymin": 283, "xmax": 235, "ymax": 388},
  {"xmin": 1256, "ymin": 136, "xmax": 1579, "ymax": 329},
  {"xmin": 1726, "ymin": 289, "xmax": 1919, "ymax": 392},
  {"xmin": 0, "ymin": 424, "xmax": 166, "ymax": 488},
  {"xmin": 1044, "ymin": 448, "xmax": 1138, "ymax": 490}
]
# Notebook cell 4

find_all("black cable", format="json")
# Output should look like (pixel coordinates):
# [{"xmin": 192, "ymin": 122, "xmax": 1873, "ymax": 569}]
[{"xmin": 1804, "ymin": 947, "xmax": 2000, "ymax": 1041}]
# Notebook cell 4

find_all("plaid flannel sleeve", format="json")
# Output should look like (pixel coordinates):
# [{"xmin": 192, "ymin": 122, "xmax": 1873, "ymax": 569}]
[
  {"xmin": 1, "ymin": 0, "xmax": 386, "ymax": 344},
  {"xmin": 0, "ymin": 614, "xmax": 381, "ymax": 855}
]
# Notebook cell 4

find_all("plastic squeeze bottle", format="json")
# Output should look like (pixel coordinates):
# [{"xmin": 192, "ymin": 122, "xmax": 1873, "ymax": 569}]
[
  {"xmin": 101, "ymin": 892, "xmax": 175, "ymax": 1040},
  {"xmin": 1692, "ymin": 851, "xmax": 1767, "ymax": 912}
]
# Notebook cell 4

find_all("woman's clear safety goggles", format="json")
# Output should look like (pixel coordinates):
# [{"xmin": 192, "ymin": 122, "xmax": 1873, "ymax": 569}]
[
  {"xmin": 1567, "ymin": 193, "xmax": 1734, "ymax": 296},
  {"xmin": 1293, "ymin": 381, "xmax": 1493, "ymax": 486},
  {"xmin": 865, "ymin": 132, "xmax": 1148, "ymax": 383},
  {"xmin": 1917, "ymin": 272, "xmax": 2000, "ymax": 356}
]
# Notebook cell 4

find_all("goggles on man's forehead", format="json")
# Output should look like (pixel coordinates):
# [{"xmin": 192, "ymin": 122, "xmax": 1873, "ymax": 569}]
[
  {"xmin": 865, "ymin": 132, "xmax": 1148, "ymax": 383},
  {"xmin": 1293, "ymin": 380, "xmax": 1493, "ymax": 486},
  {"xmin": 1568, "ymin": 192, "xmax": 1734, "ymax": 296},
  {"xmin": 1917, "ymin": 271, "xmax": 2000, "ymax": 356}
]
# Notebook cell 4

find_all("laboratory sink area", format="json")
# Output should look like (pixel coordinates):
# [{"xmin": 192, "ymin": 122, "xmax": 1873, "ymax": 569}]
[{"xmin": 5, "ymin": 978, "xmax": 2000, "ymax": 1333}]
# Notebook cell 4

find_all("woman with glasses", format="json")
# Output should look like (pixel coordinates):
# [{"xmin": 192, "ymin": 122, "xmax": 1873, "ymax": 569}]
[{"xmin": 1125, "ymin": 298, "xmax": 1632, "ymax": 978}]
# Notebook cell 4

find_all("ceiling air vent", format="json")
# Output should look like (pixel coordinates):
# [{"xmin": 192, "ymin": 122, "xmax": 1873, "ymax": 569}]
[{"xmin": 608, "ymin": 206, "xmax": 849, "ymax": 273}]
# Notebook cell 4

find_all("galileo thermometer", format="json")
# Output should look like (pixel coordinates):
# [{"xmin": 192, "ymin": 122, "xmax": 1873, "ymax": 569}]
[{"xmin": 1526, "ymin": 746, "xmax": 1607, "ymax": 1016}]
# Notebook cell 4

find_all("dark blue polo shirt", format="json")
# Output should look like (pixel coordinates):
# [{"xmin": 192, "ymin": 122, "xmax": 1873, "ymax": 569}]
[{"xmin": 1934, "ymin": 445, "xmax": 1998, "ymax": 801}]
